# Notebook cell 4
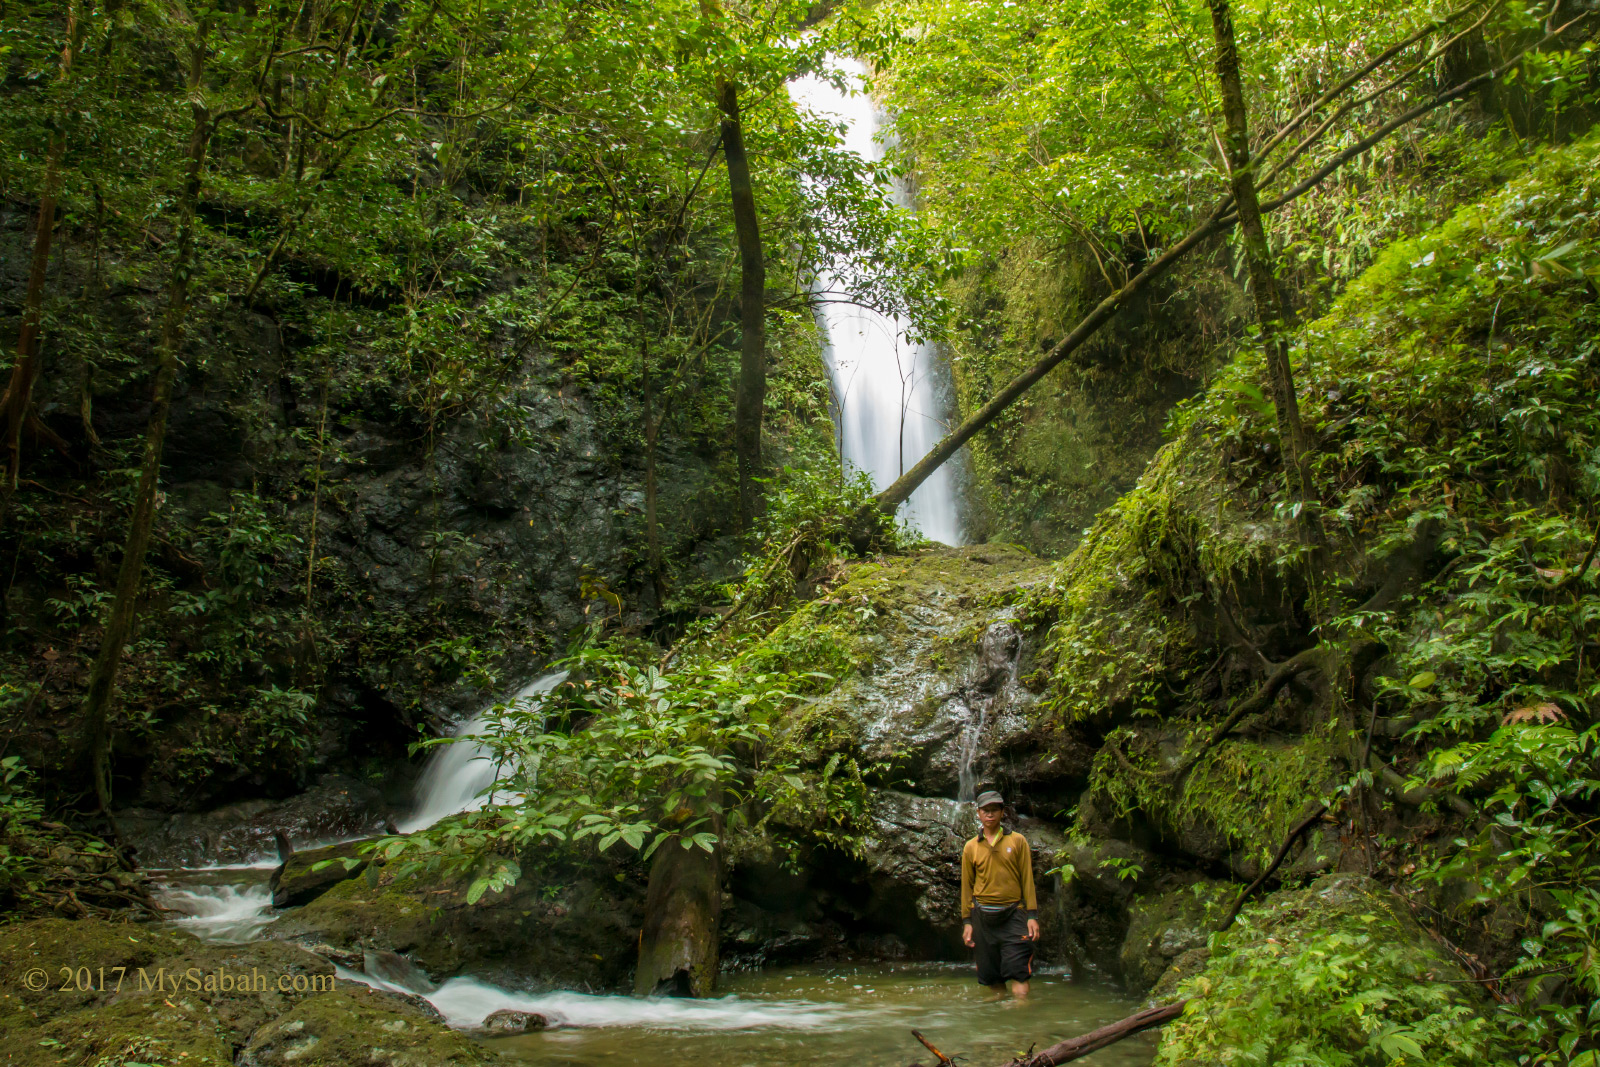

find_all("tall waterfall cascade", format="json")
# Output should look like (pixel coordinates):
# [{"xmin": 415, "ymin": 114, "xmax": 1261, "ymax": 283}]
[
  {"xmin": 399, "ymin": 670, "xmax": 569, "ymax": 832},
  {"xmin": 788, "ymin": 59, "xmax": 964, "ymax": 546}
]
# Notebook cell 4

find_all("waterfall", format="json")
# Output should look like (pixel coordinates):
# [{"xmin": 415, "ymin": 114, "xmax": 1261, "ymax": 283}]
[
  {"xmin": 788, "ymin": 59, "xmax": 964, "ymax": 546},
  {"xmin": 399, "ymin": 670, "xmax": 568, "ymax": 832}
]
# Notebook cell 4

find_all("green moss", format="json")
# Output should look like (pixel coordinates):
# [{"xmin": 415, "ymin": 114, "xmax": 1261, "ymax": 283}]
[
  {"xmin": 0, "ymin": 995, "xmax": 237, "ymax": 1067},
  {"xmin": 0, "ymin": 918, "xmax": 191, "ymax": 1036},
  {"xmin": 1158, "ymin": 874, "xmax": 1514, "ymax": 1067},
  {"xmin": 1087, "ymin": 725, "xmax": 1339, "ymax": 871},
  {"xmin": 239, "ymin": 987, "xmax": 494, "ymax": 1066}
]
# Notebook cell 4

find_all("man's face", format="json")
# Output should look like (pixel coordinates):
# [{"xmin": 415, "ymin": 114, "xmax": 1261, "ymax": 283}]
[{"xmin": 978, "ymin": 803, "xmax": 1004, "ymax": 830}]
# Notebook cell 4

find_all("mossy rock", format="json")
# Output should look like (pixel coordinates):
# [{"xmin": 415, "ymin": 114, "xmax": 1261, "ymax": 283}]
[
  {"xmin": 757, "ymin": 544, "xmax": 1056, "ymax": 799},
  {"xmin": 1155, "ymin": 873, "xmax": 1514, "ymax": 1067},
  {"xmin": 1, "ymin": 993, "xmax": 238, "ymax": 1067},
  {"xmin": 0, "ymin": 917, "xmax": 190, "ymax": 1035},
  {"xmin": 0, "ymin": 917, "xmax": 339, "ymax": 1066},
  {"xmin": 268, "ymin": 861, "xmax": 644, "ymax": 990},
  {"xmin": 1118, "ymin": 880, "xmax": 1227, "ymax": 994},
  {"xmin": 237, "ymin": 986, "xmax": 496, "ymax": 1066},
  {"xmin": 272, "ymin": 838, "xmax": 375, "ymax": 907}
]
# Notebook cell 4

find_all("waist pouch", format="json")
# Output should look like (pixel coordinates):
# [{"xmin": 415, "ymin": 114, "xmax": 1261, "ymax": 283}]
[{"xmin": 976, "ymin": 902, "xmax": 1019, "ymax": 927}]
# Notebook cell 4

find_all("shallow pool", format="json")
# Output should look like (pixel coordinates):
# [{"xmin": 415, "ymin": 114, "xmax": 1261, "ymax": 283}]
[{"xmin": 474, "ymin": 962, "xmax": 1156, "ymax": 1067}]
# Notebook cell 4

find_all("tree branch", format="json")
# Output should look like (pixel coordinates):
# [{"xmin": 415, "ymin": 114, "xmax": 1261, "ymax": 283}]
[{"xmin": 1214, "ymin": 802, "xmax": 1328, "ymax": 932}]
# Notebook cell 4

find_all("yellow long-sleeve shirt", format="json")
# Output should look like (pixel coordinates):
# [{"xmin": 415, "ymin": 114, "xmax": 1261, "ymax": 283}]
[{"xmin": 960, "ymin": 827, "xmax": 1038, "ymax": 920}]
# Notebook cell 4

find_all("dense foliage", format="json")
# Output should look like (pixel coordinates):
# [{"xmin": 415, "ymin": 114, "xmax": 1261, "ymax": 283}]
[
  {"xmin": 5, "ymin": 0, "xmax": 1600, "ymax": 1064},
  {"xmin": 1033, "ymin": 128, "xmax": 1600, "ymax": 1064},
  {"xmin": 868, "ymin": 0, "xmax": 1598, "ymax": 549},
  {"xmin": 0, "ymin": 0, "xmax": 943, "ymax": 799}
]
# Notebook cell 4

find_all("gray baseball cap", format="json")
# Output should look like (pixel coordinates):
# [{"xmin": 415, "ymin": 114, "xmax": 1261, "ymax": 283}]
[{"xmin": 974, "ymin": 790, "xmax": 1005, "ymax": 809}]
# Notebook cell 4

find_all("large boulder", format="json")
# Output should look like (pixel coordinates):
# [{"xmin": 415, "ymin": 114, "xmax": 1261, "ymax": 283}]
[
  {"xmin": 759, "ymin": 545, "xmax": 1066, "ymax": 801},
  {"xmin": 237, "ymin": 987, "xmax": 495, "ymax": 1066},
  {"xmin": 268, "ymin": 856, "xmax": 646, "ymax": 990},
  {"xmin": 271, "ymin": 839, "xmax": 376, "ymax": 908}
]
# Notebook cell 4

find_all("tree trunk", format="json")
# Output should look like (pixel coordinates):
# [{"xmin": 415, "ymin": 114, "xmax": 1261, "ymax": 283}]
[
  {"xmin": 635, "ymin": 813, "xmax": 722, "ymax": 997},
  {"xmin": 1206, "ymin": 0, "xmax": 1316, "ymax": 510},
  {"xmin": 79, "ymin": 23, "xmax": 213, "ymax": 824},
  {"xmin": 718, "ymin": 81, "xmax": 766, "ymax": 528},
  {"xmin": 1, "ymin": 0, "xmax": 85, "ymax": 498}
]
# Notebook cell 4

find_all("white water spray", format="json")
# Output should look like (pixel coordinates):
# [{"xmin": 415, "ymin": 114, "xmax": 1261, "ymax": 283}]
[
  {"xmin": 399, "ymin": 671, "xmax": 568, "ymax": 832},
  {"xmin": 788, "ymin": 59, "xmax": 964, "ymax": 546},
  {"xmin": 155, "ymin": 882, "xmax": 275, "ymax": 943},
  {"xmin": 339, "ymin": 967, "xmax": 860, "ymax": 1031}
]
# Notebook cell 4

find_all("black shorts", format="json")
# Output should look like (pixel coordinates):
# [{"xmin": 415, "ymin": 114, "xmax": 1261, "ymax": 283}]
[{"xmin": 972, "ymin": 904, "xmax": 1034, "ymax": 985}]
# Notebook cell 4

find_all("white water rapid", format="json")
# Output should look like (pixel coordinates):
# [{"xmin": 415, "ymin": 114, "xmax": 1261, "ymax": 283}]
[
  {"xmin": 339, "ymin": 967, "xmax": 857, "ymax": 1031},
  {"xmin": 399, "ymin": 670, "xmax": 569, "ymax": 832},
  {"xmin": 788, "ymin": 59, "xmax": 964, "ymax": 545},
  {"xmin": 154, "ymin": 878, "xmax": 276, "ymax": 943}
]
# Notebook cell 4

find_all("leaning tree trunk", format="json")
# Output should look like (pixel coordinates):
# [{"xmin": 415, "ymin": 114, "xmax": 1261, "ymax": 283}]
[
  {"xmin": 1, "ymin": 0, "xmax": 86, "ymax": 503},
  {"xmin": 635, "ymin": 808, "xmax": 722, "ymax": 997},
  {"xmin": 1206, "ymin": 0, "xmax": 1317, "ymax": 514},
  {"xmin": 79, "ymin": 24, "xmax": 214, "ymax": 825},
  {"xmin": 718, "ymin": 81, "xmax": 766, "ymax": 528}
]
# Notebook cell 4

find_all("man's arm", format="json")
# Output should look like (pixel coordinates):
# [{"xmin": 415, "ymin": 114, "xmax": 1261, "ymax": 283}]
[
  {"xmin": 960, "ymin": 840, "xmax": 975, "ymax": 947},
  {"xmin": 1019, "ymin": 834, "xmax": 1040, "ymax": 941},
  {"xmin": 1019, "ymin": 834, "xmax": 1038, "ymax": 914},
  {"xmin": 960, "ymin": 840, "xmax": 974, "ymax": 920}
]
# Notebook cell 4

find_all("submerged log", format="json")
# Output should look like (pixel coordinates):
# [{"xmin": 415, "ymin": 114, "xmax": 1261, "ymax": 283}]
[{"xmin": 1003, "ymin": 999, "xmax": 1188, "ymax": 1066}]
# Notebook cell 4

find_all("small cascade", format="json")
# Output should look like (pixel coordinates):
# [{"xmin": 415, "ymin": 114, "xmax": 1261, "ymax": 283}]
[
  {"xmin": 399, "ymin": 671, "xmax": 568, "ymax": 833},
  {"xmin": 788, "ymin": 59, "xmax": 965, "ymax": 546},
  {"xmin": 155, "ymin": 880, "xmax": 275, "ymax": 943},
  {"xmin": 955, "ymin": 701, "xmax": 988, "ymax": 804}
]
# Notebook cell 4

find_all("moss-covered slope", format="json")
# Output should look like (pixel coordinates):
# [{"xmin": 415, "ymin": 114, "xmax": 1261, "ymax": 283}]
[{"xmin": 1019, "ymin": 127, "xmax": 1600, "ymax": 1054}]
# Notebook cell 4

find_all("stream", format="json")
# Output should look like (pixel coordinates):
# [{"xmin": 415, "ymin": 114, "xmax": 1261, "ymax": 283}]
[
  {"xmin": 154, "ymin": 859, "xmax": 1154, "ymax": 1067},
  {"xmin": 469, "ymin": 964, "xmax": 1153, "ymax": 1066}
]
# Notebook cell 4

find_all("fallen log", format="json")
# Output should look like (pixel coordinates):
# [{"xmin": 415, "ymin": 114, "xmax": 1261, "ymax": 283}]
[{"xmin": 1006, "ymin": 999, "xmax": 1188, "ymax": 1067}]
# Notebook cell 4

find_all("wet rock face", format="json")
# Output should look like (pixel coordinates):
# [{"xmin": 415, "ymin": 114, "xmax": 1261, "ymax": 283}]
[
  {"xmin": 851, "ymin": 617, "xmax": 1039, "ymax": 799},
  {"xmin": 860, "ymin": 792, "xmax": 971, "ymax": 926},
  {"xmin": 774, "ymin": 546, "xmax": 1065, "ymax": 804},
  {"xmin": 120, "ymin": 775, "xmax": 394, "ymax": 868}
]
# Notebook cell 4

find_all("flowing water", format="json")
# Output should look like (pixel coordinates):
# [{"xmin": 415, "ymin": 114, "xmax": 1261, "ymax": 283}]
[
  {"xmin": 400, "ymin": 670, "xmax": 569, "ymax": 832},
  {"xmin": 351, "ymin": 962, "xmax": 1155, "ymax": 1067},
  {"xmin": 788, "ymin": 60, "xmax": 965, "ymax": 546},
  {"xmin": 152, "ymin": 864, "xmax": 278, "ymax": 944}
]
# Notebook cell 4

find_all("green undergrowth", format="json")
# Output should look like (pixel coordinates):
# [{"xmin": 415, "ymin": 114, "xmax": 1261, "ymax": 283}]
[
  {"xmin": 1046, "ymin": 127, "xmax": 1600, "ymax": 1064},
  {"xmin": 1019, "ymin": 438, "xmax": 1286, "ymax": 723},
  {"xmin": 1161, "ymin": 874, "xmax": 1516, "ymax": 1067}
]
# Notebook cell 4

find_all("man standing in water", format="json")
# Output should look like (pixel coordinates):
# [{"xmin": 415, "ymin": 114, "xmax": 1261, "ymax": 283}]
[{"xmin": 960, "ymin": 790, "xmax": 1039, "ymax": 997}]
